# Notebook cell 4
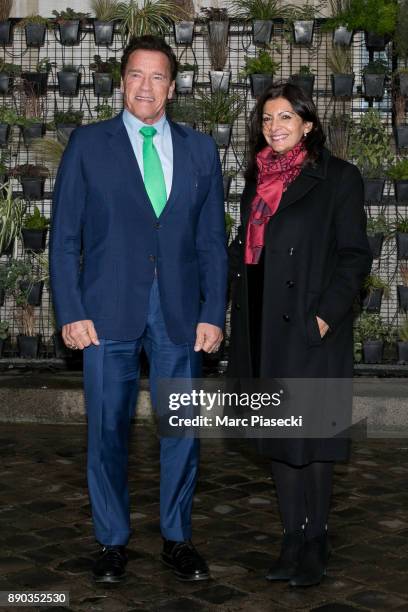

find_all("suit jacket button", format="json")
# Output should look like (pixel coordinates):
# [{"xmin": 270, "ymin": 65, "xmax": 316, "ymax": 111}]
[
  {"xmin": 286, "ymin": 280, "xmax": 295, "ymax": 288},
  {"xmin": 283, "ymin": 314, "xmax": 290, "ymax": 322},
  {"xmin": 149, "ymin": 255, "xmax": 156, "ymax": 262},
  {"xmin": 156, "ymin": 222, "xmax": 161, "ymax": 229},
  {"xmin": 288, "ymin": 247, "xmax": 295, "ymax": 255}
]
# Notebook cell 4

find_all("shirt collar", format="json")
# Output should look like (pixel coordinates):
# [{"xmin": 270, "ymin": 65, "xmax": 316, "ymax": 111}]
[{"xmin": 122, "ymin": 108, "xmax": 168, "ymax": 136}]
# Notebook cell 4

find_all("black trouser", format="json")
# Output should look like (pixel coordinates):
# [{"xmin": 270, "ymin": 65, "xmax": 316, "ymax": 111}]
[{"xmin": 271, "ymin": 460, "xmax": 334, "ymax": 539}]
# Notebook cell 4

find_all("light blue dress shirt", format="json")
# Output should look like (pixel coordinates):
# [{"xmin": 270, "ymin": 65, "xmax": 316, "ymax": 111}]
[{"xmin": 122, "ymin": 108, "xmax": 173, "ymax": 200}]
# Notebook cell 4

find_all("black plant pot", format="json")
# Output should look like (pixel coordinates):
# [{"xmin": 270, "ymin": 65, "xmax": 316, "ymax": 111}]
[
  {"xmin": 0, "ymin": 123, "xmax": 11, "ymax": 147},
  {"xmin": 363, "ymin": 340, "xmax": 383, "ymax": 364},
  {"xmin": 21, "ymin": 177, "xmax": 46, "ymax": 200},
  {"xmin": 0, "ymin": 20, "xmax": 13, "ymax": 46},
  {"xmin": 22, "ymin": 228, "xmax": 48, "ymax": 253},
  {"xmin": 57, "ymin": 20, "xmax": 80, "ymax": 46},
  {"xmin": 209, "ymin": 70, "xmax": 231, "ymax": 94},
  {"xmin": 223, "ymin": 175, "xmax": 232, "ymax": 200},
  {"xmin": 331, "ymin": 73, "xmax": 354, "ymax": 98},
  {"xmin": 93, "ymin": 20, "xmax": 115, "ymax": 46},
  {"xmin": 0, "ymin": 72, "xmax": 12, "ymax": 94},
  {"xmin": 363, "ymin": 178, "xmax": 385, "ymax": 203},
  {"xmin": 208, "ymin": 21, "xmax": 229, "ymax": 41},
  {"xmin": 93, "ymin": 72, "xmax": 113, "ymax": 97},
  {"xmin": 25, "ymin": 23, "xmax": 46, "ymax": 47},
  {"xmin": 56, "ymin": 123, "xmax": 78, "ymax": 144},
  {"xmin": 367, "ymin": 233, "xmax": 384, "ymax": 259},
  {"xmin": 0, "ymin": 287, "xmax": 4, "ymax": 306},
  {"xmin": 211, "ymin": 124, "xmax": 232, "ymax": 148},
  {"xmin": 364, "ymin": 31, "xmax": 389, "ymax": 51},
  {"xmin": 363, "ymin": 288, "xmax": 383, "ymax": 312},
  {"xmin": 397, "ymin": 341, "xmax": 408, "ymax": 364},
  {"xmin": 395, "ymin": 180, "xmax": 408, "ymax": 203},
  {"xmin": 397, "ymin": 232, "xmax": 408, "ymax": 260},
  {"xmin": 290, "ymin": 75, "xmax": 314, "ymax": 98},
  {"xmin": 52, "ymin": 332, "xmax": 67, "ymax": 359},
  {"xmin": 57, "ymin": 71, "xmax": 81, "ymax": 96},
  {"xmin": 399, "ymin": 73, "xmax": 408, "ymax": 97},
  {"xmin": 0, "ymin": 337, "xmax": 5, "ymax": 357},
  {"xmin": 395, "ymin": 125, "xmax": 408, "ymax": 149},
  {"xmin": 21, "ymin": 72, "xmax": 48, "ymax": 96},
  {"xmin": 252, "ymin": 19, "xmax": 273, "ymax": 45},
  {"xmin": 174, "ymin": 21, "xmax": 194, "ymax": 44},
  {"xmin": 250, "ymin": 74, "xmax": 273, "ymax": 97},
  {"xmin": 293, "ymin": 20, "xmax": 314, "ymax": 45},
  {"xmin": 19, "ymin": 281, "xmax": 44, "ymax": 306},
  {"xmin": 17, "ymin": 334, "xmax": 41, "ymax": 358},
  {"xmin": 363, "ymin": 74, "xmax": 385, "ymax": 99},
  {"xmin": 1, "ymin": 238, "xmax": 14, "ymax": 257},
  {"xmin": 333, "ymin": 26, "xmax": 353, "ymax": 46},
  {"xmin": 21, "ymin": 123, "xmax": 45, "ymax": 147},
  {"xmin": 397, "ymin": 285, "xmax": 408, "ymax": 311},
  {"xmin": 175, "ymin": 71, "xmax": 194, "ymax": 94}
]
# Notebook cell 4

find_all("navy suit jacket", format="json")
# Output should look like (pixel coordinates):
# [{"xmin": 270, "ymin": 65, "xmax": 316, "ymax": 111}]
[{"xmin": 49, "ymin": 111, "xmax": 228, "ymax": 343}]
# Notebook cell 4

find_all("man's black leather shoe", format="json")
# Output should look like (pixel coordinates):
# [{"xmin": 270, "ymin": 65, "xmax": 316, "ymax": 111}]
[
  {"xmin": 161, "ymin": 540, "xmax": 210, "ymax": 581},
  {"xmin": 93, "ymin": 545, "xmax": 128, "ymax": 583}
]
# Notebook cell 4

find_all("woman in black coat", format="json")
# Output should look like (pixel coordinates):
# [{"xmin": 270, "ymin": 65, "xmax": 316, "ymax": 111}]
[{"xmin": 228, "ymin": 83, "xmax": 372, "ymax": 586}]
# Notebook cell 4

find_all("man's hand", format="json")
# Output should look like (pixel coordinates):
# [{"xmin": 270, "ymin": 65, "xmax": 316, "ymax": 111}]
[
  {"xmin": 62, "ymin": 320, "xmax": 100, "ymax": 350},
  {"xmin": 194, "ymin": 323, "xmax": 223, "ymax": 353},
  {"xmin": 316, "ymin": 316, "xmax": 329, "ymax": 338}
]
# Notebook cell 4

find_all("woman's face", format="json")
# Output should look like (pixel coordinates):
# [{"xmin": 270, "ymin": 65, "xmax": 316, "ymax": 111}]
[{"xmin": 261, "ymin": 97, "xmax": 313, "ymax": 155}]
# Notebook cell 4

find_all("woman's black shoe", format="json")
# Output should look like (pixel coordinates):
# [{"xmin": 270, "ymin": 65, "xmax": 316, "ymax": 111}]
[
  {"xmin": 93, "ymin": 545, "xmax": 128, "ymax": 583},
  {"xmin": 265, "ymin": 530, "xmax": 304, "ymax": 581},
  {"xmin": 289, "ymin": 533, "xmax": 329, "ymax": 587},
  {"xmin": 161, "ymin": 539, "xmax": 210, "ymax": 581}
]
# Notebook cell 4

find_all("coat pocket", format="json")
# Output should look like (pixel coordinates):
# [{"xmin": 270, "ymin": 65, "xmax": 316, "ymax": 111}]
[{"xmin": 305, "ymin": 292, "xmax": 324, "ymax": 347}]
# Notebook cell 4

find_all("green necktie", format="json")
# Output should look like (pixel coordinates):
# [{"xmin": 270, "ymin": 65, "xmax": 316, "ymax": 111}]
[{"xmin": 139, "ymin": 126, "xmax": 167, "ymax": 217}]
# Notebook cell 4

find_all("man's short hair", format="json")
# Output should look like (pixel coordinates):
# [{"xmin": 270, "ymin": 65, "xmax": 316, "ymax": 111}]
[{"xmin": 121, "ymin": 35, "xmax": 178, "ymax": 81}]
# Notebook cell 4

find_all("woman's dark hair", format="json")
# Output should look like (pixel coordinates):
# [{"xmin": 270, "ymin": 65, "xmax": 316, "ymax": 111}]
[
  {"xmin": 245, "ymin": 81, "xmax": 326, "ymax": 180},
  {"xmin": 121, "ymin": 35, "xmax": 178, "ymax": 81}
]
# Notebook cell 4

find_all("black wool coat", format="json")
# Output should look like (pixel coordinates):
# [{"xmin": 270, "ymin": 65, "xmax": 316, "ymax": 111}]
[{"xmin": 227, "ymin": 148, "xmax": 373, "ymax": 464}]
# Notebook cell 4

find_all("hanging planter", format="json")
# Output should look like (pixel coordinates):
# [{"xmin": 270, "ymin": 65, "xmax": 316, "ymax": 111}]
[
  {"xmin": 208, "ymin": 20, "xmax": 229, "ymax": 41},
  {"xmin": 0, "ymin": 123, "xmax": 11, "ymax": 147},
  {"xmin": 57, "ymin": 20, "xmax": 81, "ymax": 46},
  {"xmin": 0, "ymin": 287, "xmax": 4, "ymax": 306},
  {"xmin": 209, "ymin": 70, "xmax": 231, "ymax": 94},
  {"xmin": 397, "ymin": 341, "xmax": 408, "ymax": 364},
  {"xmin": 290, "ymin": 74, "xmax": 315, "ymax": 98},
  {"xmin": 362, "ymin": 340, "xmax": 383, "ymax": 364},
  {"xmin": 397, "ymin": 285, "xmax": 408, "ymax": 311},
  {"xmin": 331, "ymin": 73, "xmax": 354, "ymax": 98},
  {"xmin": 293, "ymin": 20, "xmax": 314, "ymax": 45},
  {"xmin": 93, "ymin": 20, "xmax": 115, "ymax": 45},
  {"xmin": 363, "ymin": 288, "xmax": 383, "ymax": 312},
  {"xmin": 364, "ymin": 31, "xmax": 389, "ymax": 52},
  {"xmin": 363, "ymin": 74, "xmax": 386, "ymax": 99},
  {"xmin": 175, "ymin": 70, "xmax": 195, "ymax": 94},
  {"xmin": 56, "ymin": 123, "xmax": 77, "ymax": 144},
  {"xmin": 363, "ymin": 178, "xmax": 385, "ymax": 203},
  {"xmin": 333, "ymin": 26, "xmax": 353, "ymax": 46},
  {"xmin": 0, "ymin": 238, "xmax": 14, "ymax": 257},
  {"xmin": 17, "ymin": 334, "xmax": 41, "ymax": 358},
  {"xmin": 250, "ymin": 74, "xmax": 273, "ymax": 97},
  {"xmin": 0, "ymin": 20, "xmax": 13, "ymax": 45},
  {"xmin": 57, "ymin": 69, "xmax": 81, "ymax": 96},
  {"xmin": 211, "ymin": 123, "xmax": 232, "ymax": 148},
  {"xmin": 395, "ymin": 126, "xmax": 408, "ymax": 150},
  {"xmin": 19, "ymin": 281, "xmax": 44, "ymax": 306},
  {"xmin": 20, "ymin": 122, "xmax": 45, "ymax": 147},
  {"xmin": 252, "ymin": 20, "xmax": 273, "ymax": 45},
  {"xmin": 21, "ymin": 72, "xmax": 48, "ymax": 96},
  {"xmin": 0, "ymin": 72, "xmax": 12, "ymax": 94},
  {"xmin": 22, "ymin": 228, "xmax": 48, "ymax": 253},
  {"xmin": 20, "ymin": 177, "xmax": 46, "ymax": 200},
  {"xmin": 93, "ymin": 73, "xmax": 113, "ymax": 97},
  {"xmin": 25, "ymin": 23, "xmax": 46, "ymax": 47},
  {"xmin": 367, "ymin": 233, "xmax": 384, "ymax": 259},
  {"xmin": 397, "ymin": 232, "xmax": 408, "ymax": 260},
  {"xmin": 395, "ymin": 180, "xmax": 408, "ymax": 203},
  {"xmin": 399, "ymin": 73, "xmax": 408, "ymax": 97},
  {"xmin": 174, "ymin": 21, "xmax": 194, "ymax": 44}
]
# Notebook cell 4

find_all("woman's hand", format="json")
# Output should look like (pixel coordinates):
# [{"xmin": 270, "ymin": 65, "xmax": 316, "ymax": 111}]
[{"xmin": 316, "ymin": 316, "xmax": 329, "ymax": 338}]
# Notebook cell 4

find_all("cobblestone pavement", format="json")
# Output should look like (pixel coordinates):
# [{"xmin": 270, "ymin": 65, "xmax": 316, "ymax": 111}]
[{"xmin": 0, "ymin": 422, "xmax": 407, "ymax": 611}]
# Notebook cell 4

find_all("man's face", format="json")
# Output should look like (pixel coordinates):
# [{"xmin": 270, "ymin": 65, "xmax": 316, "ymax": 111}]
[{"xmin": 120, "ymin": 49, "xmax": 175, "ymax": 125}]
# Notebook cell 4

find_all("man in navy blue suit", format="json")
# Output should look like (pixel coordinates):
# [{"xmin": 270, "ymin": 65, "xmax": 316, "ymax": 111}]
[{"xmin": 49, "ymin": 35, "xmax": 227, "ymax": 583}]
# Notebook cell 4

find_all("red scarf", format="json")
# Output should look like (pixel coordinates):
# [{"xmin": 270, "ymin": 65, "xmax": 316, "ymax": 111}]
[{"xmin": 244, "ymin": 141, "xmax": 307, "ymax": 265}]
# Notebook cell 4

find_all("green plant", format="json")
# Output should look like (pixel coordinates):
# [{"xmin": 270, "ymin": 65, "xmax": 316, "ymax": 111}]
[
  {"xmin": 167, "ymin": 100, "xmax": 198, "ymax": 124},
  {"xmin": 0, "ymin": 60, "xmax": 21, "ymax": 76},
  {"xmin": 297, "ymin": 65, "xmax": 314, "ymax": 76},
  {"xmin": 240, "ymin": 50, "xmax": 280, "ymax": 77},
  {"xmin": 394, "ymin": 0, "xmax": 408, "ymax": 61},
  {"xmin": 349, "ymin": 109, "xmax": 393, "ymax": 178},
  {"xmin": 35, "ymin": 58, "xmax": 54, "ymax": 73},
  {"xmin": 327, "ymin": 45, "xmax": 352, "ymax": 74},
  {"xmin": 0, "ymin": 0, "xmax": 12, "ymax": 21},
  {"xmin": 91, "ymin": 0, "xmax": 120, "ymax": 21},
  {"xmin": 231, "ymin": 0, "xmax": 291, "ymax": 20},
  {"xmin": 200, "ymin": 7, "xmax": 229, "ymax": 21},
  {"xmin": 17, "ymin": 15, "xmax": 50, "ymax": 28},
  {"xmin": 395, "ymin": 214, "xmax": 408, "ymax": 233},
  {"xmin": 90, "ymin": 55, "xmax": 121, "ymax": 85},
  {"xmin": 54, "ymin": 107, "xmax": 84, "ymax": 125},
  {"xmin": 30, "ymin": 137, "xmax": 66, "ymax": 170},
  {"xmin": 328, "ymin": 113, "xmax": 352, "ymax": 160},
  {"xmin": 195, "ymin": 90, "xmax": 244, "ymax": 126},
  {"xmin": 0, "ymin": 183, "xmax": 26, "ymax": 254},
  {"xmin": 398, "ymin": 316, "xmax": 408, "ymax": 341},
  {"xmin": 387, "ymin": 159, "xmax": 408, "ymax": 181},
  {"xmin": 225, "ymin": 212, "xmax": 235, "ymax": 235},
  {"xmin": 116, "ymin": 0, "xmax": 180, "ymax": 42},
  {"xmin": 10, "ymin": 164, "xmax": 49, "ymax": 179},
  {"xmin": 23, "ymin": 206, "xmax": 49, "ymax": 230},
  {"xmin": 366, "ymin": 214, "xmax": 390, "ymax": 235},
  {"xmin": 331, "ymin": 0, "xmax": 398, "ymax": 35},
  {"xmin": 61, "ymin": 64, "xmax": 79, "ymax": 73},
  {"xmin": 52, "ymin": 8, "xmax": 91, "ymax": 23},
  {"xmin": 363, "ymin": 274, "xmax": 390, "ymax": 298},
  {"xmin": 323, "ymin": 0, "xmax": 352, "ymax": 30},
  {"xmin": 0, "ymin": 107, "xmax": 19, "ymax": 125},
  {"xmin": 362, "ymin": 60, "xmax": 388, "ymax": 75},
  {"xmin": 177, "ymin": 63, "xmax": 197, "ymax": 73},
  {"xmin": 94, "ymin": 103, "xmax": 114, "ymax": 120},
  {"xmin": 0, "ymin": 319, "xmax": 8, "ymax": 340},
  {"xmin": 4, "ymin": 259, "xmax": 43, "ymax": 336},
  {"xmin": 354, "ymin": 311, "xmax": 387, "ymax": 341},
  {"xmin": 172, "ymin": 0, "xmax": 195, "ymax": 21},
  {"xmin": 0, "ymin": 152, "xmax": 8, "ymax": 175},
  {"xmin": 287, "ymin": 0, "xmax": 325, "ymax": 21}
]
